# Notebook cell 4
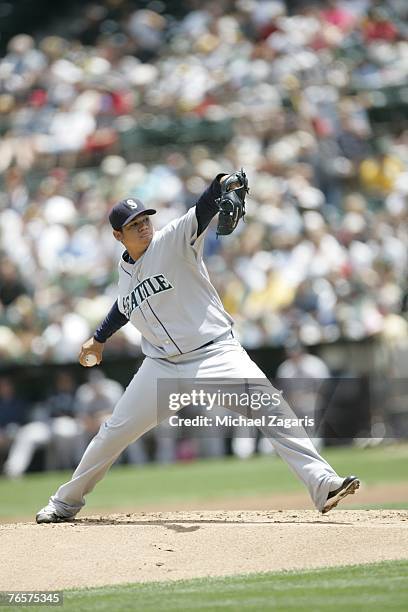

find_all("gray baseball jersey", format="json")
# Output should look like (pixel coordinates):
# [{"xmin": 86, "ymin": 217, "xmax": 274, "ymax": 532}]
[{"xmin": 117, "ymin": 207, "xmax": 233, "ymax": 358}]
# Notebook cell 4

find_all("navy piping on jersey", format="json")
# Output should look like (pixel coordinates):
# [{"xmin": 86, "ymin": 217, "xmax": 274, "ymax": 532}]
[
  {"xmin": 120, "ymin": 264, "xmax": 132, "ymax": 277},
  {"xmin": 146, "ymin": 301, "xmax": 183, "ymax": 354}
]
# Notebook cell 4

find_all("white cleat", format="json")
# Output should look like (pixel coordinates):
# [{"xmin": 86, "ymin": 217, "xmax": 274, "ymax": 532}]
[{"xmin": 35, "ymin": 503, "xmax": 75, "ymax": 524}]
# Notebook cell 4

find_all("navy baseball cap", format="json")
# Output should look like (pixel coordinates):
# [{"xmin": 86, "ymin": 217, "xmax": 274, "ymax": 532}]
[{"xmin": 109, "ymin": 198, "xmax": 156, "ymax": 231}]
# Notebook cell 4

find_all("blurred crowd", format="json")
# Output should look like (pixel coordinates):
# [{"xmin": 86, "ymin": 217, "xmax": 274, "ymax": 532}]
[
  {"xmin": 0, "ymin": 0, "xmax": 408, "ymax": 364},
  {"xmin": 0, "ymin": 369, "xmax": 159, "ymax": 477}
]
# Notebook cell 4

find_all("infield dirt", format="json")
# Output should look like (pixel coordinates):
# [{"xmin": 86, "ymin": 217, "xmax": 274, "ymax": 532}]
[{"xmin": 1, "ymin": 509, "xmax": 407, "ymax": 590}]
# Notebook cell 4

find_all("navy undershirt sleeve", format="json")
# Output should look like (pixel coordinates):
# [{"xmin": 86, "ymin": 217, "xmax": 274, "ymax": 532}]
[
  {"xmin": 94, "ymin": 301, "xmax": 128, "ymax": 343},
  {"xmin": 195, "ymin": 173, "xmax": 226, "ymax": 237}
]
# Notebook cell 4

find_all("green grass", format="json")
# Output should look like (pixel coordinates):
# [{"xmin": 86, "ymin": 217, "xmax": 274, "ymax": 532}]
[
  {"xmin": 0, "ymin": 445, "xmax": 407, "ymax": 518},
  {"xmin": 4, "ymin": 560, "xmax": 408, "ymax": 612}
]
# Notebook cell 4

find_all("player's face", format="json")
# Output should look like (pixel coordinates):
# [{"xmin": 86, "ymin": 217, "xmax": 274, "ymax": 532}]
[{"xmin": 114, "ymin": 214, "xmax": 154, "ymax": 258}]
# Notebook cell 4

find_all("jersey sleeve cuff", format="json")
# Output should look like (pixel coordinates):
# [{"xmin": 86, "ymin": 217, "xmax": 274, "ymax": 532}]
[{"xmin": 93, "ymin": 332, "xmax": 106, "ymax": 343}]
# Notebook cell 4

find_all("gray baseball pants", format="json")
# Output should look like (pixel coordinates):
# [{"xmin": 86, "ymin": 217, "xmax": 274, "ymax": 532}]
[{"xmin": 50, "ymin": 338, "xmax": 343, "ymax": 517}]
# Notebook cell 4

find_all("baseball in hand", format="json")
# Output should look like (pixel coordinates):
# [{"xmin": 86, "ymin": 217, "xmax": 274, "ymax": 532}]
[{"xmin": 84, "ymin": 353, "xmax": 98, "ymax": 367}]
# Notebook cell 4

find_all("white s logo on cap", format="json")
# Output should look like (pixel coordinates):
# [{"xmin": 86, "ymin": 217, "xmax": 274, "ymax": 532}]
[{"xmin": 126, "ymin": 199, "xmax": 138, "ymax": 209}]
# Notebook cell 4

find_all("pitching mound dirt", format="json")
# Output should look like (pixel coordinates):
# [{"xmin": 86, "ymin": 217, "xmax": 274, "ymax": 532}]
[{"xmin": 1, "ymin": 510, "xmax": 407, "ymax": 590}]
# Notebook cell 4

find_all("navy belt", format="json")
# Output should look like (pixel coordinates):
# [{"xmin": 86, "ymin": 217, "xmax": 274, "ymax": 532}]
[{"xmin": 197, "ymin": 330, "xmax": 234, "ymax": 350}]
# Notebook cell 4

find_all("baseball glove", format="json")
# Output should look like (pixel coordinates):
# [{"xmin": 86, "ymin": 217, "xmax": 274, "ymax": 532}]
[{"xmin": 216, "ymin": 169, "xmax": 249, "ymax": 236}]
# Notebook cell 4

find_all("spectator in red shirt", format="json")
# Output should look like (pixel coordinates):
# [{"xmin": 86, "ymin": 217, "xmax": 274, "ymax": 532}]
[{"xmin": 363, "ymin": 8, "xmax": 398, "ymax": 42}]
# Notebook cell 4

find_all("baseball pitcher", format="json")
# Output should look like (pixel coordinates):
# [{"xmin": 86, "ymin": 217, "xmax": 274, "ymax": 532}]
[{"xmin": 36, "ymin": 171, "xmax": 359, "ymax": 523}]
